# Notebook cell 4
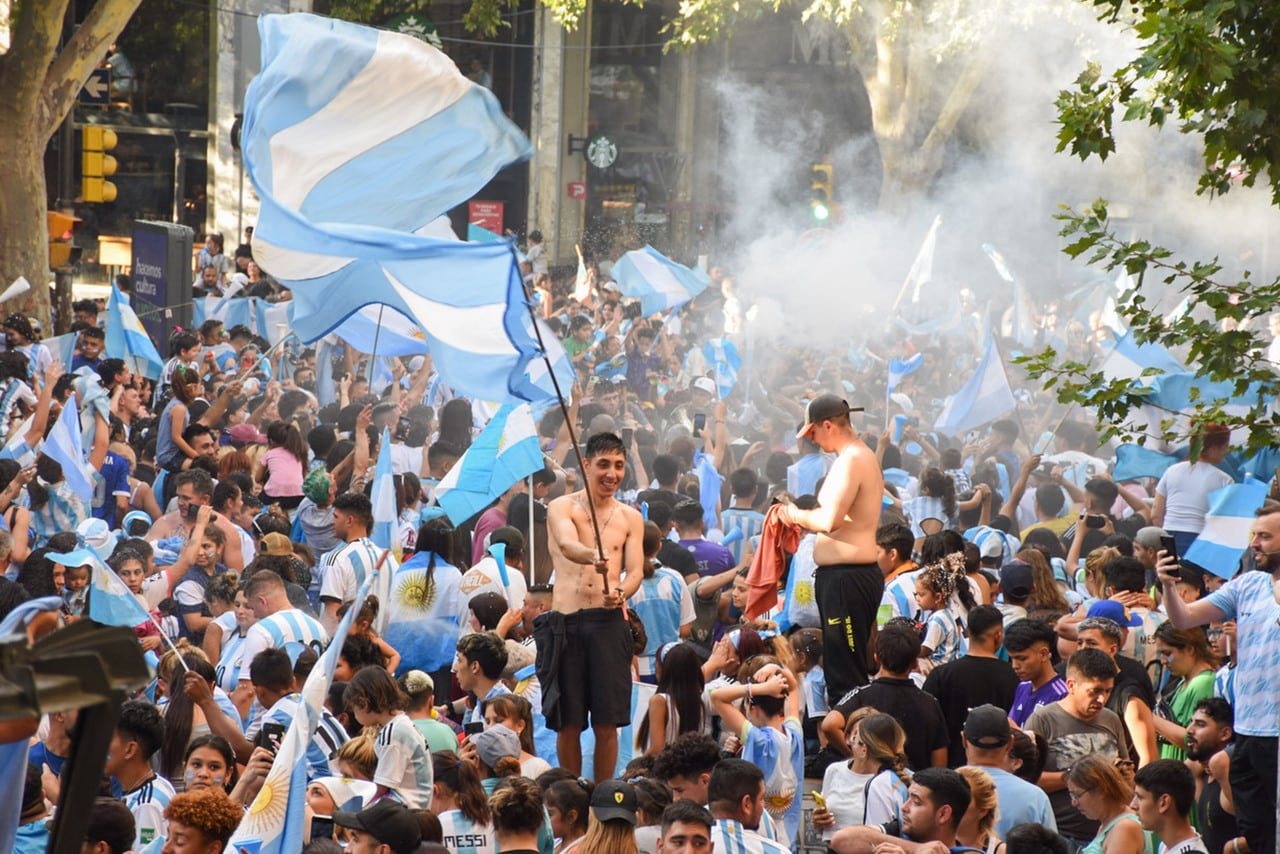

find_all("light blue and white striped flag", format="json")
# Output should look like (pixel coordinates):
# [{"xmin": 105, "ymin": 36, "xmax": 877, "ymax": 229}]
[
  {"xmin": 226, "ymin": 564, "xmax": 380, "ymax": 853},
  {"xmin": 45, "ymin": 391, "xmax": 95, "ymax": 502},
  {"xmin": 934, "ymin": 336, "xmax": 1016, "ymax": 437},
  {"xmin": 328, "ymin": 304, "xmax": 429, "ymax": 356},
  {"xmin": 702, "ymin": 338, "xmax": 741, "ymax": 399},
  {"xmin": 436, "ymin": 404, "xmax": 544, "ymax": 525},
  {"xmin": 1184, "ymin": 477, "xmax": 1268, "ymax": 578},
  {"xmin": 887, "ymin": 353, "xmax": 923, "ymax": 394},
  {"xmin": 610, "ymin": 246, "xmax": 709, "ymax": 317},
  {"xmin": 50, "ymin": 548, "xmax": 150, "ymax": 628},
  {"xmin": 105, "ymin": 284, "xmax": 164, "ymax": 380},
  {"xmin": 368, "ymin": 427, "xmax": 399, "ymax": 632},
  {"xmin": 241, "ymin": 13, "xmax": 552, "ymax": 404},
  {"xmin": 371, "ymin": 427, "xmax": 397, "ymax": 553},
  {"xmin": 1099, "ymin": 331, "xmax": 1185, "ymax": 382},
  {"xmin": 43, "ymin": 332, "xmax": 78, "ymax": 368}
]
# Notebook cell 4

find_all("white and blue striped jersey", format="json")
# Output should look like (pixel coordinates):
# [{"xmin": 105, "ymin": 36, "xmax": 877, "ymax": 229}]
[
  {"xmin": 124, "ymin": 775, "xmax": 175, "ymax": 850},
  {"xmin": 710, "ymin": 817, "xmax": 791, "ymax": 854},
  {"xmin": 878, "ymin": 569, "xmax": 921, "ymax": 626},
  {"xmin": 902, "ymin": 495, "xmax": 953, "ymax": 540},
  {"xmin": 1214, "ymin": 663, "xmax": 1235, "ymax": 708},
  {"xmin": 438, "ymin": 809, "xmax": 496, "ymax": 854},
  {"xmin": 921, "ymin": 607, "xmax": 967, "ymax": 665},
  {"xmin": 320, "ymin": 537, "xmax": 382, "ymax": 606},
  {"xmin": 721, "ymin": 508, "xmax": 766, "ymax": 563},
  {"xmin": 247, "ymin": 693, "xmax": 348, "ymax": 780},
  {"xmin": 211, "ymin": 611, "xmax": 248, "ymax": 693},
  {"xmin": 236, "ymin": 608, "xmax": 328, "ymax": 683},
  {"xmin": 374, "ymin": 712, "xmax": 433, "ymax": 809},
  {"xmin": 629, "ymin": 566, "xmax": 695, "ymax": 678}
]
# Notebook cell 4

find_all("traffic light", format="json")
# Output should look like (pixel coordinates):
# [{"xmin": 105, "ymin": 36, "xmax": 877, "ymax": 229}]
[
  {"xmin": 48, "ymin": 211, "xmax": 81, "ymax": 270},
  {"xmin": 811, "ymin": 163, "xmax": 833, "ymax": 222},
  {"xmin": 82, "ymin": 126, "xmax": 118, "ymax": 203}
]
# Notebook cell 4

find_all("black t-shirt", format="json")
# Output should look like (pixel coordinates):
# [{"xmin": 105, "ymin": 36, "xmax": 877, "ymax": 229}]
[
  {"xmin": 834, "ymin": 676, "xmax": 950, "ymax": 771},
  {"xmin": 658, "ymin": 539, "xmax": 700, "ymax": 579},
  {"xmin": 1197, "ymin": 750, "xmax": 1237, "ymax": 854},
  {"xmin": 922, "ymin": 655, "xmax": 1021, "ymax": 767}
]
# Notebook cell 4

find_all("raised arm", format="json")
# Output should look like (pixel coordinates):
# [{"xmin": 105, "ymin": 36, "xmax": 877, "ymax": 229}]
[{"xmin": 998, "ymin": 453, "xmax": 1041, "ymax": 536}]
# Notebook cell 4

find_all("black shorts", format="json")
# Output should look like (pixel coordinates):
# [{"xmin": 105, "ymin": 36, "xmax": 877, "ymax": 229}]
[
  {"xmin": 550, "ymin": 608, "xmax": 633, "ymax": 730},
  {"xmin": 814, "ymin": 562, "xmax": 884, "ymax": 705}
]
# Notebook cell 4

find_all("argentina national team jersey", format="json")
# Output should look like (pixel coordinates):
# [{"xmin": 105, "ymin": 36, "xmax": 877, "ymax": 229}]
[
  {"xmin": 249, "ymin": 693, "xmax": 348, "ymax": 780},
  {"xmin": 921, "ymin": 607, "xmax": 967, "ymax": 665},
  {"xmin": 320, "ymin": 537, "xmax": 383, "ymax": 606},
  {"xmin": 236, "ymin": 608, "xmax": 328, "ymax": 684},
  {"xmin": 211, "ymin": 612, "xmax": 247, "ymax": 692},
  {"xmin": 125, "ymin": 775, "xmax": 175, "ymax": 849},
  {"xmin": 438, "ymin": 809, "xmax": 496, "ymax": 854},
  {"xmin": 629, "ymin": 566, "xmax": 694, "ymax": 677},
  {"xmin": 720, "ymin": 508, "xmax": 765, "ymax": 563},
  {"xmin": 374, "ymin": 712, "xmax": 434, "ymax": 808},
  {"xmin": 711, "ymin": 817, "xmax": 791, "ymax": 854}
]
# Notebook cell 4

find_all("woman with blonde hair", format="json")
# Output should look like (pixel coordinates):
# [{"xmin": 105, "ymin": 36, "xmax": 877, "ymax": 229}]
[
  {"xmin": 1065, "ymin": 755, "xmax": 1145, "ymax": 854},
  {"xmin": 813, "ymin": 709, "xmax": 911, "ymax": 840},
  {"xmin": 956, "ymin": 766, "xmax": 1004, "ymax": 854},
  {"xmin": 1018, "ymin": 548, "xmax": 1070, "ymax": 614},
  {"xmin": 578, "ymin": 780, "xmax": 640, "ymax": 854}
]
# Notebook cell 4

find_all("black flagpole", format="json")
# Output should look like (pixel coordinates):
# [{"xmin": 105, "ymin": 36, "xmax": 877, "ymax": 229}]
[{"xmin": 524, "ymin": 297, "xmax": 607, "ymax": 569}]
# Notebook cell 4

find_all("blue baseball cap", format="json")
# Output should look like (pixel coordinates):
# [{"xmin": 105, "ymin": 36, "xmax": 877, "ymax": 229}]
[{"xmin": 1086, "ymin": 599, "xmax": 1143, "ymax": 627}]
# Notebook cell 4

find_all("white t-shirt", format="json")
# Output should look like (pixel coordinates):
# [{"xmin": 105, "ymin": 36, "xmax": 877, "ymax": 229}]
[
  {"xmin": 458, "ymin": 557, "xmax": 528, "ymax": 619},
  {"xmin": 1155, "ymin": 461, "xmax": 1234, "ymax": 533},
  {"xmin": 390, "ymin": 442, "xmax": 424, "ymax": 477}
]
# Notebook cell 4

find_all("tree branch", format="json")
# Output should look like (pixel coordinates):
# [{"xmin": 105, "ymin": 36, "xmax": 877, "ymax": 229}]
[
  {"xmin": 917, "ymin": 48, "xmax": 990, "ymax": 171},
  {"xmin": 36, "ymin": 0, "xmax": 144, "ymax": 143}
]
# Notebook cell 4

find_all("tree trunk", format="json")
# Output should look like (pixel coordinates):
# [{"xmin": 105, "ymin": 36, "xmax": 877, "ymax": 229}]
[
  {"xmin": 0, "ymin": 114, "xmax": 52, "ymax": 319},
  {"xmin": 0, "ymin": 0, "xmax": 143, "ymax": 329}
]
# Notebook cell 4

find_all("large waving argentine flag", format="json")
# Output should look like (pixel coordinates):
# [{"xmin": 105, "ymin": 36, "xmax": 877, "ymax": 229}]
[
  {"xmin": 1184, "ymin": 477, "xmax": 1269, "ymax": 578},
  {"xmin": 934, "ymin": 336, "xmax": 1016, "ymax": 437},
  {"xmin": 610, "ymin": 246, "xmax": 710, "ymax": 317},
  {"xmin": 241, "ymin": 14, "xmax": 553, "ymax": 404}
]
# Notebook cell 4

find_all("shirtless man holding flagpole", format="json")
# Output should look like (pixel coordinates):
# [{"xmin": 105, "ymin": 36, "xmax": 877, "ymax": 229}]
[{"xmin": 536, "ymin": 431, "xmax": 645, "ymax": 778}]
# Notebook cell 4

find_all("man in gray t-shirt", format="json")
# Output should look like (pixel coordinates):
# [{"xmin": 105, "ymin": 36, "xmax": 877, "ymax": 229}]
[{"xmin": 1025, "ymin": 648, "xmax": 1130, "ymax": 846}]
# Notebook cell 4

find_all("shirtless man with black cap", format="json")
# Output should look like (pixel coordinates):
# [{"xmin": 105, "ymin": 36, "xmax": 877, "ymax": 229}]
[{"xmin": 777, "ymin": 394, "xmax": 883, "ymax": 703}]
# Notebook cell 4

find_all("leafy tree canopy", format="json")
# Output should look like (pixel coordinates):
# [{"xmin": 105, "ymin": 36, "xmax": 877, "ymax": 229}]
[{"xmin": 1028, "ymin": 0, "xmax": 1280, "ymax": 457}]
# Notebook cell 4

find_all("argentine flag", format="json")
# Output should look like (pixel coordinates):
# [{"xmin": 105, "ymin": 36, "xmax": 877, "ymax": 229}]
[
  {"xmin": 887, "ymin": 353, "xmax": 923, "ymax": 394},
  {"xmin": 610, "ymin": 246, "xmax": 709, "ymax": 317},
  {"xmin": 1184, "ymin": 478, "xmax": 1269, "ymax": 578},
  {"xmin": 436, "ymin": 404, "xmax": 544, "ymax": 525},
  {"xmin": 367, "ymin": 429, "xmax": 399, "ymax": 631},
  {"xmin": 1099, "ymin": 331, "xmax": 1185, "ymax": 382},
  {"xmin": 105, "ymin": 284, "xmax": 164, "ymax": 380},
  {"xmin": 934, "ymin": 336, "xmax": 1016, "ymax": 437},
  {"xmin": 241, "ymin": 13, "xmax": 552, "ymax": 404},
  {"xmin": 49, "ymin": 548, "xmax": 151, "ymax": 628},
  {"xmin": 702, "ymin": 338, "xmax": 742, "ymax": 399},
  {"xmin": 45, "ymin": 391, "xmax": 95, "ymax": 502}
]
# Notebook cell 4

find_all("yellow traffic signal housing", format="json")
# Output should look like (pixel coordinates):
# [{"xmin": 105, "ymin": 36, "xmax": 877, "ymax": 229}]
[
  {"xmin": 811, "ymin": 163, "xmax": 834, "ymax": 221},
  {"xmin": 48, "ymin": 211, "xmax": 81, "ymax": 270},
  {"xmin": 82, "ymin": 126, "xmax": 118, "ymax": 203}
]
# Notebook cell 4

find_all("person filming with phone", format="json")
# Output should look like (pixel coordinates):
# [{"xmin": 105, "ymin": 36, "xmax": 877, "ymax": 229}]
[{"xmin": 1155, "ymin": 502, "xmax": 1280, "ymax": 854}]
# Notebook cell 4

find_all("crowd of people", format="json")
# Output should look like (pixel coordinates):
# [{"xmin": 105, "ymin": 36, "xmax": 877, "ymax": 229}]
[{"xmin": 2, "ymin": 229, "xmax": 1278, "ymax": 854}]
